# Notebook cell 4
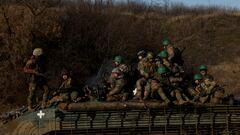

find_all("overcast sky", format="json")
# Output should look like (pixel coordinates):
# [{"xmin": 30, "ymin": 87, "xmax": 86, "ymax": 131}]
[{"xmin": 117, "ymin": 0, "xmax": 240, "ymax": 9}]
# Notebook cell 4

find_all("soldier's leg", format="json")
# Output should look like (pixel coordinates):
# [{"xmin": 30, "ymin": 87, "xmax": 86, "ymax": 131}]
[
  {"xmin": 157, "ymin": 87, "xmax": 170, "ymax": 104},
  {"xmin": 143, "ymin": 82, "xmax": 151, "ymax": 100},
  {"xmin": 188, "ymin": 87, "xmax": 199, "ymax": 102},
  {"xmin": 210, "ymin": 90, "xmax": 225, "ymax": 104},
  {"xmin": 107, "ymin": 80, "xmax": 125, "ymax": 101},
  {"xmin": 28, "ymin": 83, "xmax": 36, "ymax": 111},
  {"xmin": 122, "ymin": 93, "xmax": 129, "ymax": 101},
  {"xmin": 133, "ymin": 78, "xmax": 146, "ymax": 100},
  {"xmin": 42, "ymin": 85, "xmax": 49, "ymax": 108},
  {"xmin": 108, "ymin": 80, "xmax": 125, "ymax": 96},
  {"xmin": 174, "ymin": 89, "xmax": 187, "ymax": 105},
  {"xmin": 199, "ymin": 96, "xmax": 209, "ymax": 104},
  {"xmin": 70, "ymin": 91, "xmax": 79, "ymax": 102},
  {"xmin": 48, "ymin": 95, "xmax": 63, "ymax": 106}
]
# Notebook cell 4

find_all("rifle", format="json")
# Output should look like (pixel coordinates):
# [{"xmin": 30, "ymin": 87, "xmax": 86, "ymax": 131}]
[
  {"xmin": 0, "ymin": 106, "xmax": 27, "ymax": 124},
  {"xmin": 49, "ymin": 87, "xmax": 79, "ymax": 99},
  {"xmin": 96, "ymin": 59, "xmax": 109, "ymax": 101}
]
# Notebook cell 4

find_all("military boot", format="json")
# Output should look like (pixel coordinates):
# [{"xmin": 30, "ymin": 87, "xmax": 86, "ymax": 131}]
[{"xmin": 175, "ymin": 91, "xmax": 188, "ymax": 105}]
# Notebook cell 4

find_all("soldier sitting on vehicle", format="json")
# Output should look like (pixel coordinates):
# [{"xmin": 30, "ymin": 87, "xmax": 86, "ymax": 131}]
[
  {"xmin": 162, "ymin": 38, "xmax": 184, "ymax": 67},
  {"xmin": 48, "ymin": 70, "xmax": 84, "ymax": 106},
  {"xmin": 133, "ymin": 51, "xmax": 156, "ymax": 101},
  {"xmin": 153, "ymin": 66, "xmax": 189, "ymax": 105},
  {"xmin": 190, "ymin": 73, "xmax": 222, "ymax": 104},
  {"xmin": 106, "ymin": 68, "xmax": 128, "ymax": 102},
  {"xmin": 142, "ymin": 66, "xmax": 170, "ymax": 104}
]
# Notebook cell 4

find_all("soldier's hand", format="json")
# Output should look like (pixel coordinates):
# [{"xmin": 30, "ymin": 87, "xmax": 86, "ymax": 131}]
[{"xmin": 53, "ymin": 91, "xmax": 57, "ymax": 95}]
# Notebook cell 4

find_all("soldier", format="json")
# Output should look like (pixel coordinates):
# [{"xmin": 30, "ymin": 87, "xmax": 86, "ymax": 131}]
[
  {"xmin": 24, "ymin": 48, "xmax": 49, "ymax": 111},
  {"xmin": 191, "ymin": 74, "xmax": 217, "ymax": 104},
  {"xmin": 162, "ymin": 39, "xmax": 184, "ymax": 67},
  {"xmin": 113, "ymin": 55, "xmax": 129, "ymax": 75},
  {"xmin": 106, "ymin": 68, "xmax": 128, "ymax": 101},
  {"xmin": 142, "ymin": 66, "xmax": 170, "ymax": 104},
  {"xmin": 133, "ymin": 51, "xmax": 156, "ymax": 101},
  {"xmin": 48, "ymin": 70, "xmax": 81, "ymax": 106},
  {"xmin": 199, "ymin": 65, "xmax": 214, "ymax": 81},
  {"xmin": 153, "ymin": 66, "xmax": 188, "ymax": 105}
]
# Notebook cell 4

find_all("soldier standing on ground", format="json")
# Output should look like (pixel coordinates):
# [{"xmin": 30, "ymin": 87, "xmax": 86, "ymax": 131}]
[{"xmin": 24, "ymin": 48, "xmax": 49, "ymax": 111}]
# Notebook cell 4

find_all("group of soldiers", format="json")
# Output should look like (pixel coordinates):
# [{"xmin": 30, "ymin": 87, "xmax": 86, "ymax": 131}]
[
  {"xmin": 105, "ymin": 39, "xmax": 224, "ymax": 106},
  {"xmin": 24, "ymin": 39, "xmax": 226, "ymax": 112}
]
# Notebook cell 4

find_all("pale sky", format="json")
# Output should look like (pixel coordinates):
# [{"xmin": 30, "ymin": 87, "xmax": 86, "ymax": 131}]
[{"xmin": 117, "ymin": 0, "xmax": 240, "ymax": 9}]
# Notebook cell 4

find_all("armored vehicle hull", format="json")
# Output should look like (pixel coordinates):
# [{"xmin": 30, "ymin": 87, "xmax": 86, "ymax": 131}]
[{"xmin": 1, "ymin": 102, "xmax": 240, "ymax": 135}]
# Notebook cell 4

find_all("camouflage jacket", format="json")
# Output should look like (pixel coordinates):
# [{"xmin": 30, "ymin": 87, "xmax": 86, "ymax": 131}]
[
  {"xmin": 59, "ymin": 77, "xmax": 73, "ymax": 89},
  {"xmin": 24, "ymin": 56, "xmax": 46, "ymax": 83},
  {"xmin": 138, "ymin": 58, "xmax": 156, "ymax": 79},
  {"xmin": 195, "ymin": 79, "xmax": 217, "ymax": 96}
]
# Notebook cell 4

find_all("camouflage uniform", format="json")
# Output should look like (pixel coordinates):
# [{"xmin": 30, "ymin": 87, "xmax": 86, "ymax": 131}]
[
  {"xmin": 143, "ymin": 78, "xmax": 170, "ymax": 104},
  {"xmin": 134, "ymin": 56, "xmax": 156, "ymax": 100},
  {"xmin": 192, "ymin": 74, "xmax": 218, "ymax": 104},
  {"xmin": 48, "ymin": 77, "xmax": 79, "ymax": 105},
  {"xmin": 107, "ymin": 68, "xmax": 128, "ymax": 101},
  {"xmin": 152, "ymin": 71, "xmax": 187, "ymax": 105},
  {"xmin": 168, "ymin": 75, "xmax": 189, "ymax": 104},
  {"xmin": 162, "ymin": 39, "xmax": 184, "ymax": 68},
  {"xmin": 24, "ymin": 49, "xmax": 49, "ymax": 110}
]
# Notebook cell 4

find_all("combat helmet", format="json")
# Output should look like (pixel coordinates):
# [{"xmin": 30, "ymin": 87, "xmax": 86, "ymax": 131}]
[
  {"xmin": 199, "ymin": 65, "xmax": 208, "ymax": 71},
  {"xmin": 193, "ymin": 73, "xmax": 203, "ymax": 80},
  {"xmin": 158, "ymin": 50, "xmax": 168, "ymax": 58},
  {"xmin": 114, "ymin": 55, "xmax": 124, "ymax": 63},
  {"xmin": 157, "ymin": 66, "xmax": 168, "ymax": 74},
  {"xmin": 33, "ymin": 48, "xmax": 43, "ymax": 56},
  {"xmin": 162, "ymin": 39, "xmax": 171, "ymax": 46}
]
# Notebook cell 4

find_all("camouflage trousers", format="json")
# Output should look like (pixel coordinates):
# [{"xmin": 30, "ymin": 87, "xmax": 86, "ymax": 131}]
[
  {"xmin": 48, "ymin": 91, "xmax": 79, "ymax": 105},
  {"xmin": 107, "ymin": 93, "xmax": 129, "ymax": 102},
  {"xmin": 188, "ymin": 88, "xmax": 212, "ymax": 104},
  {"xmin": 27, "ymin": 82, "xmax": 49, "ymax": 109},
  {"xmin": 170, "ymin": 89, "xmax": 189, "ymax": 105},
  {"xmin": 143, "ymin": 81, "xmax": 170, "ymax": 103},
  {"xmin": 133, "ymin": 77, "xmax": 149, "ymax": 100},
  {"xmin": 107, "ymin": 79, "xmax": 127, "ymax": 101}
]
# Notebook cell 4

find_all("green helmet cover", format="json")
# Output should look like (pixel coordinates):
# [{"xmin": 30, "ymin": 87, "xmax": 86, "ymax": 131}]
[
  {"xmin": 199, "ymin": 64, "xmax": 208, "ymax": 70},
  {"xmin": 158, "ymin": 50, "xmax": 168, "ymax": 58},
  {"xmin": 162, "ymin": 39, "xmax": 170, "ymax": 46},
  {"xmin": 114, "ymin": 55, "xmax": 123, "ymax": 63},
  {"xmin": 193, "ymin": 73, "xmax": 203, "ymax": 80},
  {"xmin": 157, "ymin": 66, "xmax": 168, "ymax": 74}
]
